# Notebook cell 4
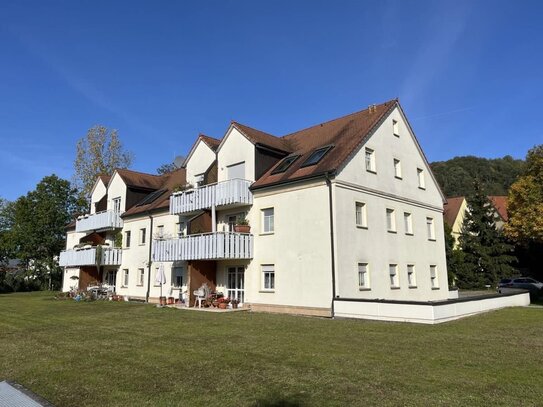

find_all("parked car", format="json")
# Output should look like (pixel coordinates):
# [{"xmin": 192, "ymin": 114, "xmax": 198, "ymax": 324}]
[{"xmin": 498, "ymin": 277, "xmax": 543, "ymax": 299}]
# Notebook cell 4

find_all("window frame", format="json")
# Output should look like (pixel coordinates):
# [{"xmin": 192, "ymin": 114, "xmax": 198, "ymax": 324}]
[
  {"xmin": 124, "ymin": 231, "xmax": 131, "ymax": 248},
  {"xmin": 430, "ymin": 265, "xmax": 439, "ymax": 289},
  {"xmin": 426, "ymin": 217, "xmax": 435, "ymax": 241},
  {"xmin": 300, "ymin": 145, "xmax": 334, "ymax": 168},
  {"xmin": 393, "ymin": 158, "xmax": 402, "ymax": 179},
  {"xmin": 137, "ymin": 268, "xmax": 145, "ymax": 286},
  {"xmin": 172, "ymin": 267, "xmax": 184, "ymax": 288},
  {"xmin": 393, "ymin": 119, "xmax": 399, "ymax": 137},
  {"xmin": 139, "ymin": 228, "xmax": 146, "ymax": 245},
  {"xmin": 261, "ymin": 264, "xmax": 275, "ymax": 291},
  {"xmin": 365, "ymin": 148, "xmax": 376, "ymax": 173},
  {"xmin": 407, "ymin": 264, "xmax": 416, "ymax": 288},
  {"xmin": 386, "ymin": 208, "xmax": 396, "ymax": 233},
  {"xmin": 417, "ymin": 168, "xmax": 426, "ymax": 189},
  {"xmin": 271, "ymin": 155, "xmax": 301, "ymax": 174},
  {"xmin": 358, "ymin": 262, "xmax": 370, "ymax": 290},
  {"xmin": 404, "ymin": 212, "xmax": 413, "ymax": 235},
  {"xmin": 261, "ymin": 208, "xmax": 275, "ymax": 234},
  {"xmin": 123, "ymin": 269, "xmax": 129, "ymax": 287},
  {"xmin": 389, "ymin": 264, "xmax": 399, "ymax": 288},
  {"xmin": 355, "ymin": 202, "xmax": 368, "ymax": 229}
]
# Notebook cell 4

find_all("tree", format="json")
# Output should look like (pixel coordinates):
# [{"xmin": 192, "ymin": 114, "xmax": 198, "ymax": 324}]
[
  {"xmin": 9, "ymin": 175, "xmax": 84, "ymax": 290},
  {"xmin": 443, "ymin": 221, "xmax": 463, "ymax": 286},
  {"xmin": 456, "ymin": 180, "xmax": 516, "ymax": 288},
  {"xmin": 156, "ymin": 155, "xmax": 185, "ymax": 175},
  {"xmin": 504, "ymin": 145, "xmax": 543, "ymax": 245},
  {"xmin": 74, "ymin": 125, "xmax": 133, "ymax": 196}
]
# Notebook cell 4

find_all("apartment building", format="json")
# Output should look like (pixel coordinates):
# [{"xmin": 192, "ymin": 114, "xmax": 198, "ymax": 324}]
[{"xmin": 61, "ymin": 99, "xmax": 455, "ymax": 319}]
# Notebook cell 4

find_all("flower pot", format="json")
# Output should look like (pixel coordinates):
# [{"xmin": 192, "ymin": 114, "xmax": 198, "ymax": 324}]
[
  {"xmin": 232, "ymin": 303, "xmax": 238, "ymax": 309},
  {"xmin": 167, "ymin": 297, "xmax": 174, "ymax": 305},
  {"xmin": 234, "ymin": 225, "xmax": 251, "ymax": 233},
  {"xmin": 218, "ymin": 303, "xmax": 228, "ymax": 309},
  {"xmin": 159, "ymin": 296, "xmax": 167, "ymax": 306}
]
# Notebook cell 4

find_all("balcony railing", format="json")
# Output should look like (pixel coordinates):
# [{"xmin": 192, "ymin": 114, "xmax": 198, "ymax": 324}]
[
  {"xmin": 76, "ymin": 210, "xmax": 123, "ymax": 233},
  {"xmin": 170, "ymin": 178, "xmax": 253, "ymax": 215},
  {"xmin": 152, "ymin": 232, "xmax": 253, "ymax": 262},
  {"xmin": 59, "ymin": 247, "xmax": 122, "ymax": 267}
]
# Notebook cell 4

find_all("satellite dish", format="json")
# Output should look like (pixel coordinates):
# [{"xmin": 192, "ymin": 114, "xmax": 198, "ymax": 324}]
[{"xmin": 173, "ymin": 155, "xmax": 185, "ymax": 168}]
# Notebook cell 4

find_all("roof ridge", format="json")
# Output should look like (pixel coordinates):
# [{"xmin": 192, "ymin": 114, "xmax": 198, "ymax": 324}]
[
  {"xmin": 281, "ymin": 99, "xmax": 397, "ymax": 139},
  {"xmin": 116, "ymin": 168, "xmax": 161, "ymax": 178},
  {"xmin": 232, "ymin": 121, "xmax": 277, "ymax": 137}
]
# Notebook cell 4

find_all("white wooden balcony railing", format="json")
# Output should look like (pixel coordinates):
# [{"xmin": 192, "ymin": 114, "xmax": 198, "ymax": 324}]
[
  {"xmin": 152, "ymin": 232, "xmax": 253, "ymax": 262},
  {"xmin": 59, "ymin": 247, "xmax": 122, "ymax": 267},
  {"xmin": 170, "ymin": 179, "xmax": 252, "ymax": 215},
  {"xmin": 75, "ymin": 210, "xmax": 123, "ymax": 233}
]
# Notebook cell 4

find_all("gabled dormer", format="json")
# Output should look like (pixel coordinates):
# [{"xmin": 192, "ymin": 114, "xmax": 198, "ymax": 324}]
[
  {"xmin": 89, "ymin": 175, "xmax": 110, "ymax": 214},
  {"xmin": 184, "ymin": 134, "xmax": 220, "ymax": 187}
]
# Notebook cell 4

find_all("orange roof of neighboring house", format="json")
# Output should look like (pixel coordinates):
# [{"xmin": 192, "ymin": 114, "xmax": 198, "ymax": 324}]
[
  {"xmin": 251, "ymin": 99, "xmax": 396, "ymax": 189},
  {"xmin": 443, "ymin": 197, "xmax": 465, "ymax": 227},
  {"xmin": 488, "ymin": 195, "xmax": 508, "ymax": 221},
  {"xmin": 199, "ymin": 134, "xmax": 221, "ymax": 151}
]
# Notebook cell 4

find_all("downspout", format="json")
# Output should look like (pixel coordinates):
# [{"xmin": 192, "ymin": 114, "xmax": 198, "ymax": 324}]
[
  {"xmin": 145, "ymin": 212, "xmax": 154, "ymax": 303},
  {"xmin": 325, "ymin": 173, "xmax": 337, "ymax": 318}
]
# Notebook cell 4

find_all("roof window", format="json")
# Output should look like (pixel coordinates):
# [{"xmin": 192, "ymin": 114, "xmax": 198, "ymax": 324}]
[
  {"xmin": 136, "ymin": 189, "xmax": 167, "ymax": 207},
  {"xmin": 271, "ymin": 155, "xmax": 300, "ymax": 174},
  {"xmin": 300, "ymin": 146, "xmax": 333, "ymax": 167}
]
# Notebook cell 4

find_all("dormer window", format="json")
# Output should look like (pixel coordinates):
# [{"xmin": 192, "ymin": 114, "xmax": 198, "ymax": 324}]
[
  {"xmin": 271, "ymin": 155, "xmax": 300, "ymax": 174},
  {"xmin": 300, "ymin": 146, "xmax": 333, "ymax": 167}
]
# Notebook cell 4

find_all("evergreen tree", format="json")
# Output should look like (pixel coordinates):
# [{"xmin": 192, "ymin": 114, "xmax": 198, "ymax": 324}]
[{"xmin": 456, "ymin": 180, "xmax": 516, "ymax": 288}]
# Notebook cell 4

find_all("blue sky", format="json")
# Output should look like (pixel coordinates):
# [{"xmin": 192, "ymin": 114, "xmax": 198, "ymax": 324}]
[{"xmin": 1, "ymin": 0, "xmax": 542, "ymax": 201}]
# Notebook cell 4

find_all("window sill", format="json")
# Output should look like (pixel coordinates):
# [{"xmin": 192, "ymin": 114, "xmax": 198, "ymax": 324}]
[
  {"xmin": 387, "ymin": 230, "xmax": 397, "ymax": 234},
  {"xmin": 390, "ymin": 286, "xmax": 401, "ymax": 290},
  {"xmin": 405, "ymin": 232, "xmax": 414, "ymax": 236},
  {"xmin": 139, "ymin": 243, "xmax": 146, "ymax": 246},
  {"xmin": 366, "ymin": 169, "xmax": 377, "ymax": 174},
  {"xmin": 356, "ymin": 225, "xmax": 368, "ymax": 230},
  {"xmin": 136, "ymin": 284, "xmax": 143, "ymax": 287},
  {"xmin": 408, "ymin": 285, "xmax": 417, "ymax": 289},
  {"xmin": 259, "ymin": 290, "xmax": 275, "ymax": 293},
  {"xmin": 418, "ymin": 186, "xmax": 426, "ymax": 190},
  {"xmin": 121, "ymin": 286, "xmax": 128, "ymax": 289},
  {"xmin": 358, "ymin": 287, "xmax": 371, "ymax": 291},
  {"xmin": 431, "ymin": 287, "xmax": 440, "ymax": 290},
  {"xmin": 428, "ymin": 238, "xmax": 436, "ymax": 242},
  {"xmin": 393, "ymin": 133, "xmax": 400, "ymax": 137},
  {"xmin": 395, "ymin": 176, "xmax": 403, "ymax": 180},
  {"xmin": 259, "ymin": 232, "xmax": 274, "ymax": 236}
]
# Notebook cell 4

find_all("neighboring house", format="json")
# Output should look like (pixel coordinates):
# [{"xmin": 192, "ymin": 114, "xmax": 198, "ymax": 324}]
[
  {"xmin": 443, "ymin": 195, "xmax": 508, "ymax": 245},
  {"xmin": 62, "ymin": 99, "xmax": 453, "ymax": 320}
]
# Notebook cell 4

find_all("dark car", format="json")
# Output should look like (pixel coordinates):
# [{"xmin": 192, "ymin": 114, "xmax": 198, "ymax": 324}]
[{"xmin": 498, "ymin": 277, "xmax": 543, "ymax": 299}]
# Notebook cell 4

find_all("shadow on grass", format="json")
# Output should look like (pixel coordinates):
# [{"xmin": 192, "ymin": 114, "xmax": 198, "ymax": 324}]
[{"xmin": 252, "ymin": 392, "xmax": 306, "ymax": 407}]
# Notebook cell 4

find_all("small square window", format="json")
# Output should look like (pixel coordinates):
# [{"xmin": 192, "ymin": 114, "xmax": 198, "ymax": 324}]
[
  {"xmin": 262, "ymin": 264, "xmax": 275, "ymax": 291},
  {"xmin": 358, "ymin": 263, "xmax": 369, "ymax": 289},
  {"xmin": 386, "ymin": 208, "xmax": 396, "ymax": 232},
  {"xmin": 365, "ymin": 148, "xmax": 376, "ymax": 173},
  {"xmin": 262, "ymin": 208, "xmax": 274, "ymax": 234},
  {"xmin": 355, "ymin": 202, "xmax": 367, "ymax": 228},
  {"xmin": 404, "ymin": 212, "xmax": 413, "ymax": 235},
  {"xmin": 389, "ymin": 264, "xmax": 399, "ymax": 288},
  {"xmin": 394, "ymin": 158, "xmax": 402, "ymax": 179},
  {"xmin": 407, "ymin": 265, "xmax": 416, "ymax": 287}
]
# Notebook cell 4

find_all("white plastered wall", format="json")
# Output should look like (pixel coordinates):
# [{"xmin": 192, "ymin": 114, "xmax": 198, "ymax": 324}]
[
  {"xmin": 334, "ymin": 106, "xmax": 449, "ymax": 301},
  {"xmin": 185, "ymin": 140, "xmax": 216, "ymax": 185},
  {"xmin": 90, "ymin": 179, "xmax": 107, "ymax": 214},
  {"xmin": 247, "ymin": 180, "xmax": 333, "ymax": 309},
  {"xmin": 106, "ymin": 172, "xmax": 127, "ymax": 213},
  {"xmin": 61, "ymin": 229, "xmax": 87, "ymax": 291},
  {"xmin": 217, "ymin": 127, "xmax": 256, "ymax": 182}
]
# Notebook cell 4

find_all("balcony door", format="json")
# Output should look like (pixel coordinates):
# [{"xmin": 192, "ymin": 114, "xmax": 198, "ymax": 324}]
[
  {"xmin": 227, "ymin": 266, "xmax": 245, "ymax": 305},
  {"xmin": 105, "ymin": 270, "xmax": 117, "ymax": 291},
  {"xmin": 227, "ymin": 162, "xmax": 245, "ymax": 180}
]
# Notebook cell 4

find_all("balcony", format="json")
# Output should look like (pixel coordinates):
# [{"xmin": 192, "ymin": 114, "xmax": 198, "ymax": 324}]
[
  {"xmin": 152, "ymin": 232, "xmax": 253, "ymax": 262},
  {"xmin": 170, "ymin": 179, "xmax": 252, "ymax": 215},
  {"xmin": 76, "ymin": 210, "xmax": 123, "ymax": 233},
  {"xmin": 59, "ymin": 247, "xmax": 122, "ymax": 267}
]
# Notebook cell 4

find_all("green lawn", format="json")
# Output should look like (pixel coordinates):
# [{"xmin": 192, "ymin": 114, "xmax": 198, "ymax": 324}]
[{"xmin": 0, "ymin": 293, "xmax": 542, "ymax": 407}]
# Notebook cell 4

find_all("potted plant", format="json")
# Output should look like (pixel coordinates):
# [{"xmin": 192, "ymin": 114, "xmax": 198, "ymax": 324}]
[
  {"xmin": 159, "ymin": 296, "xmax": 167, "ymax": 306},
  {"xmin": 217, "ymin": 297, "xmax": 230, "ymax": 309},
  {"xmin": 231, "ymin": 298, "xmax": 240, "ymax": 309},
  {"xmin": 234, "ymin": 214, "xmax": 250, "ymax": 233}
]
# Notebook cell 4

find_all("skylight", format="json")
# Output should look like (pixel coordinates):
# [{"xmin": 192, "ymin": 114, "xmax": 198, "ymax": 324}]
[
  {"xmin": 271, "ymin": 155, "xmax": 300, "ymax": 174},
  {"xmin": 300, "ymin": 146, "xmax": 333, "ymax": 167},
  {"xmin": 136, "ymin": 189, "xmax": 167, "ymax": 207}
]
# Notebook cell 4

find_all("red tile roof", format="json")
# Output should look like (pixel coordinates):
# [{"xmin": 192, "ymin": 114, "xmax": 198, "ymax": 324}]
[
  {"xmin": 250, "ymin": 100, "xmax": 396, "ymax": 189},
  {"xmin": 98, "ymin": 174, "xmax": 111, "ymax": 186},
  {"xmin": 488, "ymin": 195, "xmax": 508, "ymax": 221},
  {"xmin": 199, "ymin": 134, "xmax": 221, "ymax": 152},
  {"xmin": 115, "ymin": 169, "xmax": 164, "ymax": 190},
  {"xmin": 443, "ymin": 197, "xmax": 465, "ymax": 227},
  {"xmin": 232, "ymin": 122, "xmax": 293, "ymax": 153}
]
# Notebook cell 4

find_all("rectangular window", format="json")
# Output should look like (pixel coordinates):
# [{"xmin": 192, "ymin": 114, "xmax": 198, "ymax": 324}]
[
  {"xmin": 386, "ymin": 208, "xmax": 396, "ymax": 232},
  {"xmin": 426, "ymin": 217, "xmax": 435, "ymax": 240},
  {"xmin": 112, "ymin": 197, "xmax": 121, "ymax": 213},
  {"xmin": 125, "ymin": 231, "xmax": 131, "ymax": 248},
  {"xmin": 176, "ymin": 222, "xmax": 186, "ymax": 237},
  {"xmin": 172, "ymin": 267, "xmax": 184, "ymax": 288},
  {"xmin": 365, "ymin": 148, "xmax": 376, "ymax": 173},
  {"xmin": 123, "ymin": 269, "xmax": 129, "ymax": 287},
  {"xmin": 417, "ymin": 168, "xmax": 425, "ymax": 189},
  {"xmin": 430, "ymin": 265, "xmax": 438, "ymax": 288},
  {"xmin": 301, "ymin": 146, "xmax": 333, "ymax": 167},
  {"xmin": 358, "ymin": 263, "xmax": 369, "ymax": 289},
  {"xmin": 404, "ymin": 212, "xmax": 413, "ymax": 235},
  {"xmin": 228, "ymin": 215, "xmax": 237, "ymax": 232},
  {"xmin": 389, "ymin": 264, "xmax": 399, "ymax": 288},
  {"xmin": 262, "ymin": 265, "xmax": 275, "ymax": 291},
  {"xmin": 393, "ymin": 119, "xmax": 399, "ymax": 136},
  {"xmin": 355, "ymin": 202, "xmax": 367, "ymax": 228},
  {"xmin": 156, "ymin": 225, "xmax": 164, "ymax": 239},
  {"xmin": 394, "ymin": 158, "xmax": 402, "ymax": 179},
  {"xmin": 137, "ymin": 268, "xmax": 145, "ymax": 286},
  {"xmin": 407, "ymin": 264, "xmax": 416, "ymax": 287},
  {"xmin": 139, "ymin": 228, "xmax": 146, "ymax": 245},
  {"xmin": 194, "ymin": 173, "xmax": 205, "ymax": 187},
  {"xmin": 262, "ymin": 208, "xmax": 274, "ymax": 234}
]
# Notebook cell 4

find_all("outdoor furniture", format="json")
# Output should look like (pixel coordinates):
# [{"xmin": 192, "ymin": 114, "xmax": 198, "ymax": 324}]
[{"xmin": 193, "ymin": 289, "xmax": 205, "ymax": 308}]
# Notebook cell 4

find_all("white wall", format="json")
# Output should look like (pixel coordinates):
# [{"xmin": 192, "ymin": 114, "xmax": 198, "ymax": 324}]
[
  {"xmin": 247, "ymin": 180, "xmax": 333, "ymax": 309},
  {"xmin": 217, "ymin": 127, "xmax": 255, "ymax": 182},
  {"xmin": 90, "ymin": 179, "xmax": 107, "ymax": 214},
  {"xmin": 185, "ymin": 140, "xmax": 216, "ymax": 185},
  {"xmin": 106, "ymin": 172, "xmax": 127, "ymax": 213},
  {"xmin": 62, "ymin": 268, "xmax": 80, "ymax": 292}
]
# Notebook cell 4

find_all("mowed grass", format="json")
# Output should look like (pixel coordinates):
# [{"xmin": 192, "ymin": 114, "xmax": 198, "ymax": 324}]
[{"xmin": 0, "ymin": 293, "xmax": 542, "ymax": 407}]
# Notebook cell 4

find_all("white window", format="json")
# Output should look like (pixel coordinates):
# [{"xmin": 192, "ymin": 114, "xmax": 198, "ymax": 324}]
[
  {"xmin": 426, "ymin": 217, "xmax": 435, "ymax": 240},
  {"xmin": 358, "ymin": 263, "xmax": 369, "ymax": 289},
  {"xmin": 125, "ymin": 231, "xmax": 131, "ymax": 248},
  {"xmin": 176, "ymin": 222, "xmax": 186, "ymax": 237},
  {"xmin": 404, "ymin": 212, "xmax": 413, "ymax": 235},
  {"xmin": 394, "ymin": 158, "xmax": 402, "ymax": 179},
  {"xmin": 139, "ymin": 228, "xmax": 146, "ymax": 245},
  {"xmin": 365, "ymin": 148, "xmax": 376, "ymax": 173},
  {"xmin": 227, "ymin": 215, "xmax": 237, "ymax": 232},
  {"xmin": 417, "ymin": 168, "xmax": 425, "ymax": 189},
  {"xmin": 393, "ymin": 119, "xmax": 399, "ymax": 136},
  {"xmin": 262, "ymin": 208, "xmax": 274, "ymax": 234},
  {"xmin": 430, "ymin": 265, "xmax": 439, "ymax": 288},
  {"xmin": 194, "ymin": 173, "xmax": 205, "ymax": 188},
  {"xmin": 123, "ymin": 269, "xmax": 129, "ymax": 287},
  {"xmin": 227, "ymin": 162, "xmax": 246, "ymax": 180},
  {"xmin": 172, "ymin": 267, "xmax": 184, "ymax": 288},
  {"xmin": 262, "ymin": 265, "xmax": 275, "ymax": 291},
  {"xmin": 407, "ymin": 264, "xmax": 416, "ymax": 287},
  {"xmin": 137, "ymin": 268, "xmax": 145, "ymax": 286},
  {"xmin": 389, "ymin": 264, "xmax": 399, "ymax": 288},
  {"xmin": 112, "ymin": 197, "xmax": 121, "ymax": 213},
  {"xmin": 355, "ymin": 202, "xmax": 367, "ymax": 228},
  {"xmin": 386, "ymin": 208, "xmax": 396, "ymax": 232},
  {"xmin": 156, "ymin": 225, "xmax": 164, "ymax": 239}
]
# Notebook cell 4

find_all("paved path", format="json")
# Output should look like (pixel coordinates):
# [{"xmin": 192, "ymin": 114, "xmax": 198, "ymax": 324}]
[{"xmin": 0, "ymin": 381, "xmax": 54, "ymax": 407}]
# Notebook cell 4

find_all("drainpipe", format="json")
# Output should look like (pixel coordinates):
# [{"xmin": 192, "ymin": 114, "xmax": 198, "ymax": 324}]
[
  {"xmin": 145, "ymin": 212, "xmax": 154, "ymax": 303},
  {"xmin": 325, "ymin": 173, "xmax": 337, "ymax": 318}
]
